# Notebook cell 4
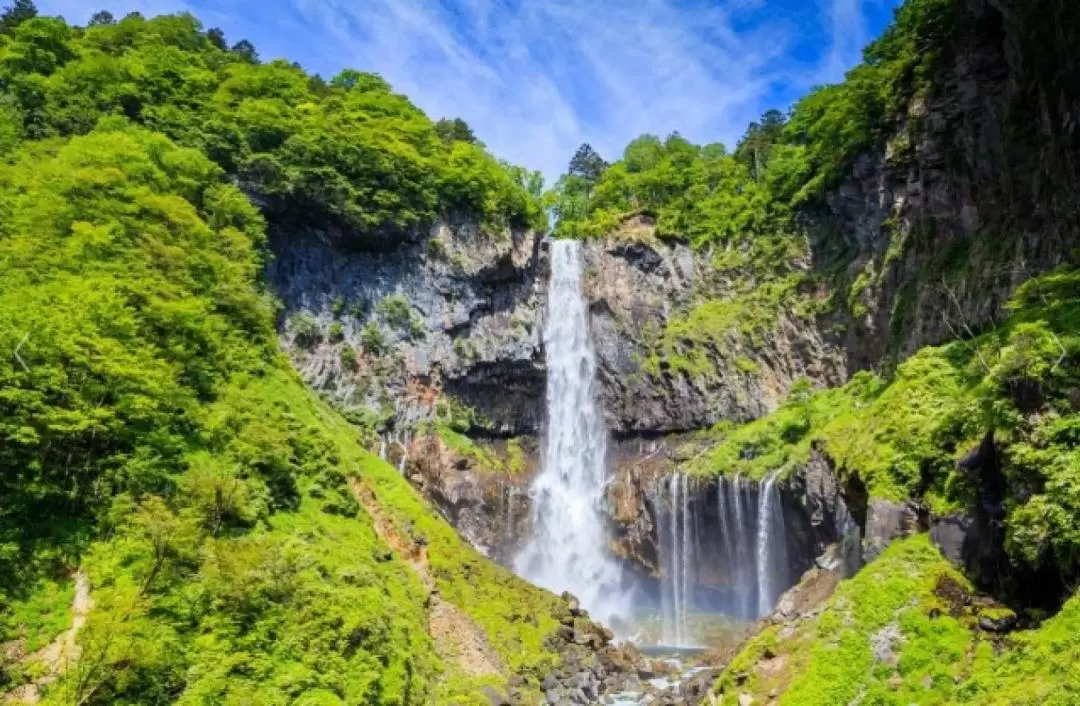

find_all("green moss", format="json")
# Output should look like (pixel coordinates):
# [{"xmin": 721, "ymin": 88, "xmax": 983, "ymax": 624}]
[
  {"xmin": 734, "ymin": 356, "xmax": 760, "ymax": 374},
  {"xmin": 690, "ymin": 268, "xmax": 1080, "ymax": 569},
  {"xmin": 714, "ymin": 535, "xmax": 977, "ymax": 705},
  {"xmin": 956, "ymin": 592, "xmax": 1080, "ymax": 704},
  {"xmin": 433, "ymin": 426, "xmax": 526, "ymax": 476},
  {"xmin": 717, "ymin": 535, "xmax": 1080, "ymax": 705}
]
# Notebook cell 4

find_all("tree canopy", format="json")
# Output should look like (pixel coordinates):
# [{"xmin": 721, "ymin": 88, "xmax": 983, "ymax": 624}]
[{"xmin": 0, "ymin": 9, "xmax": 545, "ymax": 246}]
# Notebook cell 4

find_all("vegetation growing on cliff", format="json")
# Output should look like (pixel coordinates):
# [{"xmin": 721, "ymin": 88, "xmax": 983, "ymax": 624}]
[
  {"xmin": 545, "ymin": 0, "xmax": 960, "ymax": 383},
  {"xmin": 715, "ymin": 534, "xmax": 1080, "ymax": 705},
  {"xmin": 689, "ymin": 268, "xmax": 1080, "ymax": 584},
  {"xmin": 0, "ymin": 8, "xmax": 567, "ymax": 703},
  {"xmin": 548, "ymin": 0, "xmax": 955, "ymax": 240}
]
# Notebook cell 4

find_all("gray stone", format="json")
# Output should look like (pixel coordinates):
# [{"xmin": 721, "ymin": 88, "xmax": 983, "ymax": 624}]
[
  {"xmin": 862, "ymin": 499, "xmax": 920, "ymax": 562},
  {"xmin": 481, "ymin": 685, "xmax": 510, "ymax": 706}
]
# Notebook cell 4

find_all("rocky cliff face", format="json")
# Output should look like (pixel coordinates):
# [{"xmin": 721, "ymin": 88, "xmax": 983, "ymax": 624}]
[
  {"xmin": 817, "ymin": 0, "xmax": 1080, "ymax": 368},
  {"xmin": 267, "ymin": 218, "xmax": 845, "ymax": 439},
  {"xmin": 580, "ymin": 229, "xmax": 846, "ymax": 434},
  {"xmin": 268, "ymin": 219, "xmax": 548, "ymax": 435}
]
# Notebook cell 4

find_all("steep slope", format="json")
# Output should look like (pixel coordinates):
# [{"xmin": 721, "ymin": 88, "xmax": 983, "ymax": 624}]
[{"xmin": 0, "ymin": 16, "xmax": 618, "ymax": 702}]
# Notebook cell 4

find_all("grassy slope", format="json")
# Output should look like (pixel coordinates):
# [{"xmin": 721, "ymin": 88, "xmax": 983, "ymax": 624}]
[
  {"xmin": 714, "ymin": 535, "xmax": 1080, "ymax": 705},
  {"xmin": 0, "ymin": 122, "xmax": 565, "ymax": 705},
  {"xmin": 13, "ymin": 367, "xmax": 567, "ymax": 705}
]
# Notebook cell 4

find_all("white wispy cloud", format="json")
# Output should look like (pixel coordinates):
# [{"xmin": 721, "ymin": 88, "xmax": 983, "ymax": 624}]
[
  {"xmin": 37, "ymin": 0, "xmax": 891, "ymax": 183},
  {"xmin": 291, "ymin": 0, "xmax": 794, "ymax": 182}
]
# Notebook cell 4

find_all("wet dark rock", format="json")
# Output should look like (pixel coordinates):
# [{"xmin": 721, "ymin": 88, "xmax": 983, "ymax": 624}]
[{"xmin": 978, "ymin": 612, "xmax": 1017, "ymax": 633}]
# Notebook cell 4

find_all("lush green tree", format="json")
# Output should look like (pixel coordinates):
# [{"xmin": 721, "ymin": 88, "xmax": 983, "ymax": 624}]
[
  {"xmin": 735, "ymin": 108, "xmax": 786, "ymax": 181},
  {"xmin": 88, "ymin": 10, "xmax": 114, "ymax": 26},
  {"xmin": 229, "ymin": 39, "xmax": 258, "ymax": 64},
  {"xmin": 0, "ymin": 0, "xmax": 35, "ymax": 34},
  {"xmin": 205, "ymin": 26, "xmax": 226, "ymax": 50},
  {"xmin": 567, "ymin": 142, "xmax": 607, "ymax": 192},
  {"xmin": 434, "ymin": 116, "xmax": 476, "ymax": 144}
]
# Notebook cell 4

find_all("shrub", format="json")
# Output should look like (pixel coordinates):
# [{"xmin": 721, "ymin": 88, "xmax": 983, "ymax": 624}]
[
  {"xmin": 339, "ymin": 344, "xmax": 358, "ymax": 372},
  {"xmin": 360, "ymin": 322, "xmax": 387, "ymax": 356},
  {"xmin": 291, "ymin": 313, "xmax": 321, "ymax": 349}
]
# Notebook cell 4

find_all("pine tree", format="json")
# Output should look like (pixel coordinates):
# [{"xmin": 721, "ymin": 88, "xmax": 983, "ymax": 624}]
[
  {"xmin": 567, "ymin": 143, "xmax": 607, "ymax": 195},
  {"xmin": 230, "ymin": 39, "xmax": 259, "ymax": 64},
  {"xmin": 88, "ymin": 10, "xmax": 114, "ymax": 26}
]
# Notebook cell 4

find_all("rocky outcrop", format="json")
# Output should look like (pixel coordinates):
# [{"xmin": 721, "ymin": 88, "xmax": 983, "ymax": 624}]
[
  {"xmin": 581, "ymin": 228, "xmax": 846, "ymax": 434},
  {"xmin": 268, "ymin": 219, "xmax": 547, "ymax": 435},
  {"xmin": 403, "ymin": 432, "xmax": 535, "ymax": 564},
  {"xmin": 815, "ymin": 0, "xmax": 1080, "ymax": 368}
]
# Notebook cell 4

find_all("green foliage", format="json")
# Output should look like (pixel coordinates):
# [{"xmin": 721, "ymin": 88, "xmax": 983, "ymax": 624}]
[
  {"xmin": 0, "ymin": 98, "xmax": 566, "ymax": 702},
  {"xmin": 567, "ymin": 142, "xmax": 607, "ymax": 193},
  {"xmin": 0, "ymin": 10, "xmax": 543, "ymax": 244},
  {"xmin": 956, "ymin": 589, "xmax": 1080, "ymax": 704},
  {"xmin": 339, "ymin": 344, "xmax": 358, "ymax": 372},
  {"xmin": 359, "ymin": 322, "xmax": 387, "ymax": 356},
  {"xmin": 715, "ymin": 536, "xmax": 981, "ymax": 705},
  {"xmin": 0, "ymin": 0, "xmax": 36, "ymax": 34},
  {"xmin": 548, "ymin": 0, "xmax": 957, "ymax": 243},
  {"xmin": 291, "ymin": 312, "xmax": 321, "ymax": 348},
  {"xmin": 691, "ymin": 268, "xmax": 1080, "ymax": 573},
  {"xmin": 327, "ymin": 321, "xmax": 345, "ymax": 342},
  {"xmin": 433, "ymin": 117, "xmax": 475, "ymax": 145},
  {"xmin": 377, "ymin": 295, "xmax": 425, "ymax": 340}
]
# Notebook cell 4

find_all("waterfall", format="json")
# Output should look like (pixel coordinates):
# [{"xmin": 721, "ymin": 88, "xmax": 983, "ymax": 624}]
[
  {"xmin": 708, "ymin": 473, "xmax": 790, "ymax": 619},
  {"xmin": 660, "ymin": 473, "xmax": 694, "ymax": 646},
  {"xmin": 732, "ymin": 476, "xmax": 756, "ymax": 620},
  {"xmin": 755, "ymin": 472, "xmax": 788, "ymax": 617},
  {"xmin": 514, "ymin": 240, "xmax": 628, "ymax": 624}
]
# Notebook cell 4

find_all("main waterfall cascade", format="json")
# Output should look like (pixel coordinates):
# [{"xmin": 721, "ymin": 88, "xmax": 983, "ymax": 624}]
[
  {"xmin": 512, "ymin": 239, "xmax": 798, "ymax": 644},
  {"xmin": 656, "ymin": 473, "xmax": 792, "ymax": 645},
  {"xmin": 514, "ymin": 240, "xmax": 631, "ymax": 625}
]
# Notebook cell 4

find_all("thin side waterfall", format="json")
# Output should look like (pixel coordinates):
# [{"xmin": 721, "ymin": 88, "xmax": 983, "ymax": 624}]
[
  {"xmin": 731, "ymin": 476, "xmax": 756, "ymax": 620},
  {"xmin": 514, "ymin": 240, "xmax": 628, "ymax": 625},
  {"xmin": 755, "ymin": 472, "xmax": 788, "ymax": 617},
  {"xmin": 680, "ymin": 475, "xmax": 692, "ymax": 645},
  {"xmin": 659, "ymin": 473, "xmax": 694, "ymax": 646}
]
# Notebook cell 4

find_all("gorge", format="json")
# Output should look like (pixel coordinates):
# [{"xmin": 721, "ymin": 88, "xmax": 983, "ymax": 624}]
[{"xmin": 1, "ymin": 0, "xmax": 1079, "ymax": 704}]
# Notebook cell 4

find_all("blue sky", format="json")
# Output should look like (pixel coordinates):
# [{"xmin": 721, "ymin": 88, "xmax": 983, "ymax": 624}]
[{"xmin": 38, "ymin": 0, "xmax": 902, "ymax": 183}]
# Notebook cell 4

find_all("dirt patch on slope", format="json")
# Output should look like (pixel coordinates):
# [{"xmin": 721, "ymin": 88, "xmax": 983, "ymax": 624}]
[
  {"xmin": 4, "ymin": 571, "xmax": 93, "ymax": 704},
  {"xmin": 347, "ymin": 478, "xmax": 505, "ymax": 679}
]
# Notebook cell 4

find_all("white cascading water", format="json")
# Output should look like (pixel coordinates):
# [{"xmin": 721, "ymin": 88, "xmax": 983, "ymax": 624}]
[
  {"xmin": 755, "ymin": 472, "xmax": 787, "ymax": 617},
  {"xmin": 515, "ymin": 240, "xmax": 629, "ymax": 624},
  {"xmin": 658, "ymin": 472, "xmax": 790, "ymax": 636},
  {"xmin": 659, "ymin": 474, "xmax": 695, "ymax": 646},
  {"xmin": 717, "ymin": 475, "xmax": 759, "ymax": 620}
]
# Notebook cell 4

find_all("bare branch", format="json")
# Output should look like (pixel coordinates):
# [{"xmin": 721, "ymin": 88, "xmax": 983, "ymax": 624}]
[{"xmin": 12, "ymin": 332, "xmax": 29, "ymax": 372}]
